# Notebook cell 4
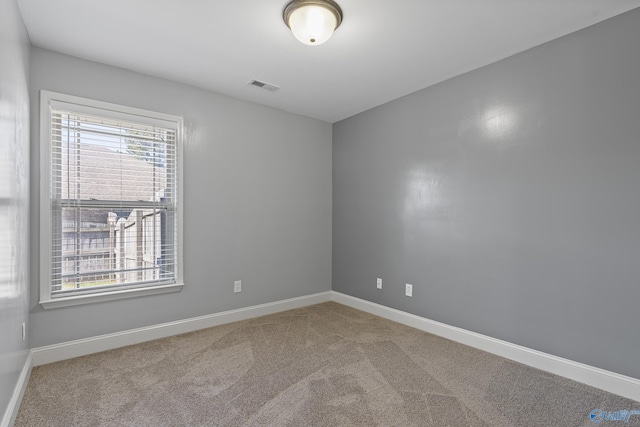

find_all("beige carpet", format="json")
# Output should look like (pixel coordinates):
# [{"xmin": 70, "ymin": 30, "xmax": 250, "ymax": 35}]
[{"xmin": 15, "ymin": 302, "xmax": 640, "ymax": 426}]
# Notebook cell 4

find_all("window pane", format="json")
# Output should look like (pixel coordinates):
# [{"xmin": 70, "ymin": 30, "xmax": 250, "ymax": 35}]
[
  {"xmin": 55, "ymin": 114, "xmax": 173, "ymax": 202},
  {"xmin": 59, "ymin": 207, "xmax": 114, "ymax": 291},
  {"xmin": 55, "ymin": 206, "xmax": 172, "ymax": 294}
]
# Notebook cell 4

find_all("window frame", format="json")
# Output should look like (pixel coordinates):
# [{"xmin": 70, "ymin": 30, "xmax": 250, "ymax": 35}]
[{"xmin": 39, "ymin": 90, "xmax": 184, "ymax": 309}]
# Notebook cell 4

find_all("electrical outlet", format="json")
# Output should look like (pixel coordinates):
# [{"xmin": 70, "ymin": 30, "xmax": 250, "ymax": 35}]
[
  {"xmin": 234, "ymin": 280, "xmax": 242, "ymax": 293},
  {"xmin": 376, "ymin": 278, "xmax": 382, "ymax": 289},
  {"xmin": 405, "ymin": 283, "xmax": 413, "ymax": 297},
  {"xmin": 21, "ymin": 322, "xmax": 26, "ymax": 341}
]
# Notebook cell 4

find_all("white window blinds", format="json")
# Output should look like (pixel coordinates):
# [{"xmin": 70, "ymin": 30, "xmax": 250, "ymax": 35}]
[{"xmin": 40, "ymin": 91, "xmax": 183, "ymax": 307}]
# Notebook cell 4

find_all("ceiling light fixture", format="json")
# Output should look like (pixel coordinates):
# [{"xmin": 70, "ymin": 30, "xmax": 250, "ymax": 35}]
[{"xmin": 283, "ymin": 0, "xmax": 343, "ymax": 46}]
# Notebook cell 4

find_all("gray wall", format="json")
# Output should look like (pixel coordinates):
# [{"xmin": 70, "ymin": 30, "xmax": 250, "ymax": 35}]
[
  {"xmin": 29, "ymin": 48, "xmax": 332, "ymax": 347},
  {"xmin": 333, "ymin": 8, "xmax": 640, "ymax": 380},
  {"xmin": 0, "ymin": 0, "xmax": 31, "ymax": 421}
]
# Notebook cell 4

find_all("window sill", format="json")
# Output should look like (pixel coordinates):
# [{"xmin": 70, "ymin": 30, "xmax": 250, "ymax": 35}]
[{"xmin": 40, "ymin": 283, "xmax": 184, "ymax": 309}]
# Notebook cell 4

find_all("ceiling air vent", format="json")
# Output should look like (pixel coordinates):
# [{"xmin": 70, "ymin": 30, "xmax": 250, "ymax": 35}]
[{"xmin": 248, "ymin": 80, "xmax": 280, "ymax": 92}]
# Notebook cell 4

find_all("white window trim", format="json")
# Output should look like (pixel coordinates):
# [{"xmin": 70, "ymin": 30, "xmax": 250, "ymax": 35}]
[{"xmin": 39, "ymin": 90, "xmax": 184, "ymax": 309}]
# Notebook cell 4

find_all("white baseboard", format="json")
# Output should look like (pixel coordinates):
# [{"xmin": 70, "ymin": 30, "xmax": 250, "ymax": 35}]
[
  {"xmin": 32, "ymin": 291, "xmax": 332, "ymax": 367},
  {"xmin": 330, "ymin": 292, "xmax": 640, "ymax": 402},
  {"xmin": 1, "ymin": 351, "xmax": 32, "ymax": 427}
]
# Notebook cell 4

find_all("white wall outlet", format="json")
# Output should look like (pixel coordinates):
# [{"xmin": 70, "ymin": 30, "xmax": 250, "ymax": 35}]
[
  {"xmin": 376, "ymin": 278, "xmax": 382, "ymax": 289},
  {"xmin": 234, "ymin": 280, "xmax": 242, "ymax": 293},
  {"xmin": 405, "ymin": 283, "xmax": 413, "ymax": 297},
  {"xmin": 21, "ymin": 322, "xmax": 26, "ymax": 341}
]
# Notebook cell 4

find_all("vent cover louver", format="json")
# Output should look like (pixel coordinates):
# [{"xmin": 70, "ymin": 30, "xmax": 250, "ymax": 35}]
[{"xmin": 248, "ymin": 80, "xmax": 280, "ymax": 92}]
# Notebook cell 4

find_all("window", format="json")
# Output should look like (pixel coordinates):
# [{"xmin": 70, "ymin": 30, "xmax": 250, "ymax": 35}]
[{"xmin": 40, "ymin": 91, "xmax": 183, "ymax": 308}]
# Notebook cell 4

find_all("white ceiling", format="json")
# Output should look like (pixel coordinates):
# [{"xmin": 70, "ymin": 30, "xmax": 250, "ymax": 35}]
[{"xmin": 17, "ymin": 0, "xmax": 640, "ymax": 123}]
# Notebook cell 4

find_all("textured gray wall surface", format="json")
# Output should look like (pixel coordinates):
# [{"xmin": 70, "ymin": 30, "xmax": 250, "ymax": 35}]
[
  {"xmin": 333, "ymin": 9, "xmax": 640, "ymax": 379},
  {"xmin": 29, "ymin": 48, "xmax": 332, "ymax": 347},
  {"xmin": 0, "ymin": 0, "xmax": 31, "ymax": 420}
]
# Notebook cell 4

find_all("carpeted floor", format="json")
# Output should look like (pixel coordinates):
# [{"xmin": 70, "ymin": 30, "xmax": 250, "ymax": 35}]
[{"xmin": 15, "ymin": 302, "xmax": 640, "ymax": 426}]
